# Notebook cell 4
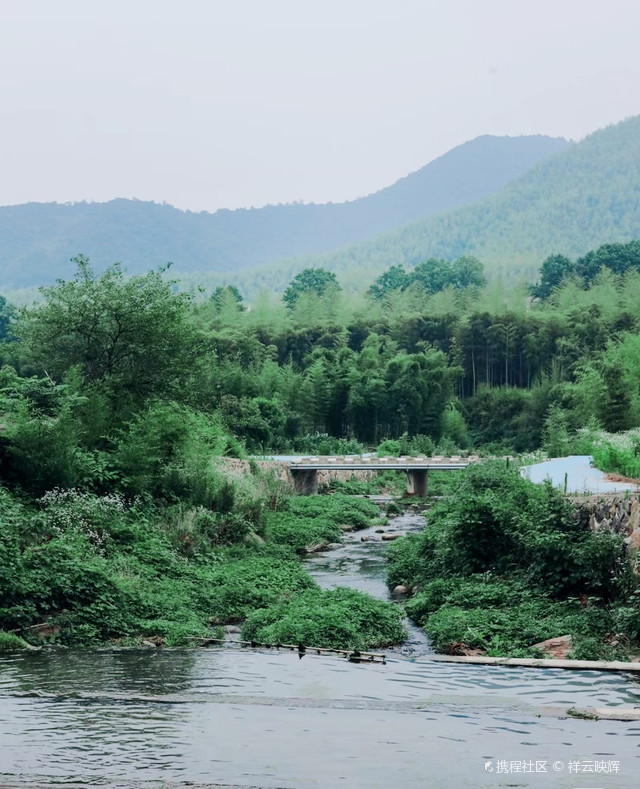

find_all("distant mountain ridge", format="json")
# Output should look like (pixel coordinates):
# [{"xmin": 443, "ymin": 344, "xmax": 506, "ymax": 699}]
[
  {"xmin": 267, "ymin": 115, "xmax": 640, "ymax": 289},
  {"xmin": 0, "ymin": 134, "xmax": 569, "ymax": 290}
]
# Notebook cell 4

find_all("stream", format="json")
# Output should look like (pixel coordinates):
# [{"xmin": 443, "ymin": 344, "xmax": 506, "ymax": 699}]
[{"xmin": 1, "ymin": 505, "xmax": 640, "ymax": 787}]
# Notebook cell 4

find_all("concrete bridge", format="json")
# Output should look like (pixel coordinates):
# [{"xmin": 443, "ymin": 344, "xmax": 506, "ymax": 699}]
[{"xmin": 288, "ymin": 455, "xmax": 477, "ymax": 495}]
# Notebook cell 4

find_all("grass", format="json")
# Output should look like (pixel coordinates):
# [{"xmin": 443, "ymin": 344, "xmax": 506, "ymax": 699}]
[{"xmin": 0, "ymin": 631, "xmax": 33, "ymax": 650}]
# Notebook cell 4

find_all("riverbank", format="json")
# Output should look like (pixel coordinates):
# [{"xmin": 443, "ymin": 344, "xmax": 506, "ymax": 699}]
[
  {"xmin": 387, "ymin": 461, "xmax": 640, "ymax": 662},
  {"xmin": 0, "ymin": 481, "xmax": 407, "ymax": 653}
]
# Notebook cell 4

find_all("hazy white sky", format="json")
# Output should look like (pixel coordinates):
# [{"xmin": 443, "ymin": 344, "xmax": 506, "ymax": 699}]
[{"xmin": 0, "ymin": 0, "xmax": 638, "ymax": 212}]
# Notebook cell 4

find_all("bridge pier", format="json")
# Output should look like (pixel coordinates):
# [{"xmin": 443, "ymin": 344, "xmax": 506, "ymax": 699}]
[
  {"xmin": 291, "ymin": 469, "xmax": 319, "ymax": 495},
  {"xmin": 407, "ymin": 469, "xmax": 428, "ymax": 497}
]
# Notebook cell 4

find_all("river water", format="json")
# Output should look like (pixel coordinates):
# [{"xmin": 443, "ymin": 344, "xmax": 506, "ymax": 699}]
[{"xmin": 1, "ymin": 509, "xmax": 639, "ymax": 788}]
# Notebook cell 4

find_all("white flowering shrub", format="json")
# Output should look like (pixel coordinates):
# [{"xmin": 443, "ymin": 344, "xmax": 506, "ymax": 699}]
[{"xmin": 38, "ymin": 488, "xmax": 127, "ymax": 551}]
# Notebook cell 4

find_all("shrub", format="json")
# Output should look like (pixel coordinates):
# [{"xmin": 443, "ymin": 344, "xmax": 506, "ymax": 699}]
[
  {"xmin": 386, "ymin": 535, "xmax": 422, "ymax": 589},
  {"xmin": 265, "ymin": 513, "xmax": 341, "ymax": 553},
  {"xmin": 424, "ymin": 600, "xmax": 581, "ymax": 656},
  {"xmin": 386, "ymin": 460, "xmax": 639, "ymax": 659},
  {"xmin": 206, "ymin": 557, "xmax": 317, "ymax": 624},
  {"xmin": 286, "ymin": 493, "xmax": 380, "ymax": 528},
  {"xmin": 242, "ymin": 587, "xmax": 406, "ymax": 650}
]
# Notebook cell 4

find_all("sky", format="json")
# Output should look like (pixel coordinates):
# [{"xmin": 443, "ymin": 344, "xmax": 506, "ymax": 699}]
[{"xmin": 0, "ymin": 0, "xmax": 638, "ymax": 213}]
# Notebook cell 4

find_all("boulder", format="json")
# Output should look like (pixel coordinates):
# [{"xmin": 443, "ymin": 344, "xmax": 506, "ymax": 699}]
[
  {"xmin": 304, "ymin": 543, "xmax": 329, "ymax": 554},
  {"xmin": 381, "ymin": 533, "xmax": 401, "ymax": 541},
  {"xmin": 29, "ymin": 623, "xmax": 61, "ymax": 641},
  {"xmin": 392, "ymin": 585, "xmax": 410, "ymax": 597},
  {"xmin": 628, "ymin": 499, "xmax": 640, "ymax": 536},
  {"xmin": 531, "ymin": 634, "xmax": 573, "ymax": 659}
]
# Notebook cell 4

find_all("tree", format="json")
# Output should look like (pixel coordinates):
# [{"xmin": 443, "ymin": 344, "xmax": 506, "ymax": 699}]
[
  {"xmin": 211, "ymin": 285, "xmax": 244, "ymax": 312},
  {"xmin": 0, "ymin": 295, "xmax": 14, "ymax": 342},
  {"xmin": 412, "ymin": 258, "xmax": 454, "ymax": 294},
  {"xmin": 450, "ymin": 256, "xmax": 486, "ymax": 290},
  {"xmin": 529, "ymin": 254, "xmax": 574, "ymax": 300},
  {"xmin": 16, "ymin": 256, "xmax": 198, "ymax": 407},
  {"xmin": 367, "ymin": 265, "xmax": 411, "ymax": 300},
  {"xmin": 575, "ymin": 240, "xmax": 640, "ymax": 284},
  {"xmin": 282, "ymin": 268, "xmax": 340, "ymax": 309},
  {"xmin": 383, "ymin": 348, "xmax": 458, "ymax": 438}
]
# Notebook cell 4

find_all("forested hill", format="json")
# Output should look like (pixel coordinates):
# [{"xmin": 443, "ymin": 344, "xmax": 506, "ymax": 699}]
[
  {"xmin": 261, "ymin": 115, "xmax": 640, "ymax": 291},
  {"xmin": 0, "ymin": 134, "xmax": 568, "ymax": 290}
]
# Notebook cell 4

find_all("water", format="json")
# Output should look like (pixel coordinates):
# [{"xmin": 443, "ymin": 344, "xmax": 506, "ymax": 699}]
[
  {"xmin": 1, "ymin": 507, "xmax": 639, "ymax": 787},
  {"xmin": 523, "ymin": 455, "xmax": 639, "ymax": 494},
  {"xmin": 305, "ymin": 511, "xmax": 433, "ymax": 656}
]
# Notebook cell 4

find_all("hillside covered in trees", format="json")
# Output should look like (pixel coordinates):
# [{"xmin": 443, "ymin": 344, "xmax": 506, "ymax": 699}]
[
  {"xmin": 254, "ymin": 115, "xmax": 640, "ymax": 294},
  {"xmin": 0, "ymin": 135, "xmax": 568, "ymax": 291}
]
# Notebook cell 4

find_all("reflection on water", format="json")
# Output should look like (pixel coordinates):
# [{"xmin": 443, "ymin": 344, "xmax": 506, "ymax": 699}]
[{"xmin": 1, "ymin": 510, "xmax": 640, "ymax": 787}]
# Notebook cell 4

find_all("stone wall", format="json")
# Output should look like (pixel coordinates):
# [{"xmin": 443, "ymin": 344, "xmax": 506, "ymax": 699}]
[
  {"xmin": 573, "ymin": 494, "xmax": 640, "ymax": 574},
  {"xmin": 220, "ymin": 458, "xmax": 380, "ymax": 489},
  {"xmin": 253, "ymin": 460, "xmax": 379, "ymax": 488}
]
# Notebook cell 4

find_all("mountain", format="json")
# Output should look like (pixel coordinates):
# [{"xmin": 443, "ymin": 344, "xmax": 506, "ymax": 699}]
[
  {"xmin": 265, "ymin": 115, "xmax": 640, "ymax": 290},
  {"xmin": 0, "ymin": 134, "xmax": 569, "ymax": 290}
]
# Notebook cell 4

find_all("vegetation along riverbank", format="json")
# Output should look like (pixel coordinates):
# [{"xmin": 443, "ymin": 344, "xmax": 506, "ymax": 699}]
[
  {"xmin": 2, "ymin": 241, "xmax": 640, "ymax": 654},
  {"xmin": 387, "ymin": 462, "xmax": 640, "ymax": 661}
]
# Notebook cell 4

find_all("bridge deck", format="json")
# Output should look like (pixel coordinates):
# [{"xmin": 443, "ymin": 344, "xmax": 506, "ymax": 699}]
[{"xmin": 289, "ymin": 456, "xmax": 477, "ymax": 471}]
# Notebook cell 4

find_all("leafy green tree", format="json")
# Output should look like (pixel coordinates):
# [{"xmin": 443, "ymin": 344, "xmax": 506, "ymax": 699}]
[
  {"xmin": 299, "ymin": 357, "xmax": 332, "ymax": 433},
  {"xmin": 346, "ymin": 334, "xmax": 395, "ymax": 443},
  {"xmin": 209, "ymin": 285, "xmax": 245, "ymax": 325},
  {"xmin": 412, "ymin": 258, "xmax": 454, "ymax": 294},
  {"xmin": 575, "ymin": 240, "xmax": 640, "ymax": 283},
  {"xmin": 542, "ymin": 405, "xmax": 572, "ymax": 457},
  {"xmin": 450, "ymin": 256, "xmax": 486, "ymax": 290},
  {"xmin": 211, "ymin": 285, "xmax": 244, "ymax": 310},
  {"xmin": 16, "ymin": 256, "xmax": 198, "ymax": 408},
  {"xmin": 601, "ymin": 362, "xmax": 632, "ymax": 433},
  {"xmin": 0, "ymin": 295, "xmax": 14, "ymax": 342},
  {"xmin": 282, "ymin": 268, "xmax": 340, "ymax": 309},
  {"xmin": 529, "ymin": 254, "xmax": 574, "ymax": 300},
  {"xmin": 367, "ymin": 265, "xmax": 412, "ymax": 300},
  {"xmin": 383, "ymin": 348, "xmax": 458, "ymax": 438}
]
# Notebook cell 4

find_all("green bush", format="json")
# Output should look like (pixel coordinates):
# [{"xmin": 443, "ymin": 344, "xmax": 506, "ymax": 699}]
[
  {"xmin": 242, "ymin": 587, "xmax": 406, "ymax": 650},
  {"xmin": 263, "ymin": 493, "xmax": 381, "ymax": 553},
  {"xmin": 424, "ymin": 600, "xmax": 584, "ymax": 656},
  {"xmin": 376, "ymin": 433, "xmax": 436, "ymax": 457},
  {"xmin": 206, "ymin": 556, "xmax": 317, "ymax": 624},
  {"xmin": 0, "ymin": 482, "xmax": 319, "ymax": 646},
  {"xmin": 292, "ymin": 434, "xmax": 365, "ymax": 455},
  {"xmin": 265, "ymin": 513, "xmax": 341, "ymax": 553},
  {"xmin": 330, "ymin": 470, "xmax": 406, "ymax": 496},
  {"xmin": 114, "ymin": 401, "xmax": 244, "ymax": 502},
  {"xmin": 286, "ymin": 493, "xmax": 380, "ymax": 527},
  {"xmin": 592, "ymin": 440, "xmax": 640, "ymax": 478},
  {"xmin": 386, "ymin": 535, "xmax": 422, "ymax": 589},
  {"xmin": 0, "ymin": 631, "xmax": 32, "ymax": 650},
  {"xmin": 386, "ymin": 461, "xmax": 639, "ymax": 659}
]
